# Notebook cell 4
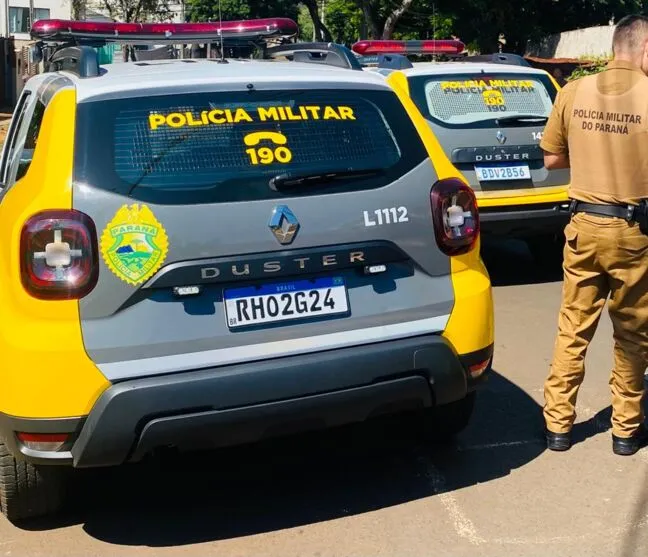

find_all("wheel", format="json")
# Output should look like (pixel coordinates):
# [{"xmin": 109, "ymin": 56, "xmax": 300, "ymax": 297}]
[
  {"xmin": 0, "ymin": 442, "xmax": 68, "ymax": 522},
  {"xmin": 422, "ymin": 392, "xmax": 477, "ymax": 443},
  {"xmin": 526, "ymin": 232, "xmax": 565, "ymax": 268}
]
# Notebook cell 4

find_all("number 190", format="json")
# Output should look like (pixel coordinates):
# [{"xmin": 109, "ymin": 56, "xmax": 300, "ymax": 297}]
[{"xmin": 246, "ymin": 146, "xmax": 293, "ymax": 165}]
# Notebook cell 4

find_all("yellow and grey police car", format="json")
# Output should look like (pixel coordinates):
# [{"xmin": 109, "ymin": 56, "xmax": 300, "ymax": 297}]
[
  {"xmin": 354, "ymin": 41, "xmax": 570, "ymax": 262},
  {"xmin": 0, "ymin": 20, "xmax": 493, "ymax": 520}
]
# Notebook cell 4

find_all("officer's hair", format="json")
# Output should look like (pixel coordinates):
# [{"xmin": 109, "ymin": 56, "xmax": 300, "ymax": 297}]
[{"xmin": 613, "ymin": 14, "xmax": 648, "ymax": 54}]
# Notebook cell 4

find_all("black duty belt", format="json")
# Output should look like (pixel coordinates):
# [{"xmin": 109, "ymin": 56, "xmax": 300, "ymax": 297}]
[{"xmin": 569, "ymin": 200, "xmax": 639, "ymax": 222}]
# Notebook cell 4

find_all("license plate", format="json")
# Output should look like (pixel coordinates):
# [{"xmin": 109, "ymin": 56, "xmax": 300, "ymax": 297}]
[
  {"xmin": 475, "ymin": 164, "xmax": 531, "ymax": 181},
  {"xmin": 224, "ymin": 277, "xmax": 349, "ymax": 329}
]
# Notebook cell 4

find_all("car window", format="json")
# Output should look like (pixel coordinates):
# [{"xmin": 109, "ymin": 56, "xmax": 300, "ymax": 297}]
[
  {"xmin": 73, "ymin": 88, "xmax": 429, "ymax": 205},
  {"xmin": 4, "ymin": 97, "xmax": 46, "ymax": 188},
  {"xmin": 0, "ymin": 90, "xmax": 31, "ymax": 187},
  {"xmin": 408, "ymin": 72, "xmax": 558, "ymax": 129}
]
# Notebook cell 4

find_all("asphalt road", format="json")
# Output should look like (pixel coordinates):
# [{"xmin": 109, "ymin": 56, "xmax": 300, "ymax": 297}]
[{"xmin": 2, "ymin": 237, "xmax": 647, "ymax": 557}]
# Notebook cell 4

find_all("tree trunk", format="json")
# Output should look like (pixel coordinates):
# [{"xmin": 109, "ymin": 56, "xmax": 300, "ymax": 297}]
[
  {"xmin": 355, "ymin": 1, "xmax": 381, "ymax": 39},
  {"xmin": 381, "ymin": 0, "xmax": 414, "ymax": 39},
  {"xmin": 302, "ymin": 0, "xmax": 333, "ymax": 42},
  {"xmin": 71, "ymin": 0, "xmax": 86, "ymax": 19}
]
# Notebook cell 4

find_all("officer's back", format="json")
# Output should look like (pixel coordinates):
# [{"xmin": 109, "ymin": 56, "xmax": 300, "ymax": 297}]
[
  {"xmin": 549, "ymin": 57, "xmax": 648, "ymax": 206},
  {"xmin": 540, "ymin": 14, "xmax": 648, "ymax": 456}
]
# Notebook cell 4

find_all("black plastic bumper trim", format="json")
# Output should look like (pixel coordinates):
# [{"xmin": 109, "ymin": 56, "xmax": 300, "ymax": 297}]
[
  {"xmin": 479, "ymin": 202, "xmax": 570, "ymax": 235},
  {"xmin": 0, "ymin": 414, "xmax": 84, "ymax": 466},
  {"xmin": 0, "ymin": 335, "xmax": 493, "ymax": 467}
]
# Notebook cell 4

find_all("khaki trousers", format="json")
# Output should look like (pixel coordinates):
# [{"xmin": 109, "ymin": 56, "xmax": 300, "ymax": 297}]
[{"xmin": 543, "ymin": 212, "xmax": 648, "ymax": 438}]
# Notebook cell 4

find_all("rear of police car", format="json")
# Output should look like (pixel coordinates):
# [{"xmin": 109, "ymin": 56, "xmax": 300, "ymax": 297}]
[
  {"xmin": 0, "ymin": 22, "xmax": 493, "ymax": 521},
  {"xmin": 355, "ymin": 41, "xmax": 572, "ymax": 253}
]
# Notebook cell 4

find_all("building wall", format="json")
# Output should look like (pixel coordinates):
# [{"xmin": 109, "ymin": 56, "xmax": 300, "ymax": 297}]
[
  {"xmin": 0, "ymin": 0, "xmax": 71, "ymax": 39},
  {"xmin": 525, "ymin": 25, "xmax": 616, "ymax": 59}
]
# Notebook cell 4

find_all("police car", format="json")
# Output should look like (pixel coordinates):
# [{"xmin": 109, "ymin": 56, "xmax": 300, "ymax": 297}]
[
  {"xmin": 353, "ymin": 40, "xmax": 571, "ymax": 261},
  {"xmin": 0, "ymin": 19, "xmax": 493, "ymax": 521}
]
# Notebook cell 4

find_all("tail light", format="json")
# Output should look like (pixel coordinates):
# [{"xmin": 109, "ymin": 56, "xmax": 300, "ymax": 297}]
[
  {"xmin": 430, "ymin": 178, "xmax": 480, "ymax": 256},
  {"xmin": 17, "ymin": 432, "xmax": 69, "ymax": 452},
  {"xmin": 469, "ymin": 359, "xmax": 491, "ymax": 379},
  {"xmin": 20, "ymin": 210, "xmax": 98, "ymax": 300}
]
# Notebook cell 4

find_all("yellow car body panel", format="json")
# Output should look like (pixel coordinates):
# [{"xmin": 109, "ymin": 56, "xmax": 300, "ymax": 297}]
[
  {"xmin": 0, "ymin": 88, "xmax": 110, "ymax": 419},
  {"xmin": 387, "ymin": 71, "xmax": 495, "ymax": 358}
]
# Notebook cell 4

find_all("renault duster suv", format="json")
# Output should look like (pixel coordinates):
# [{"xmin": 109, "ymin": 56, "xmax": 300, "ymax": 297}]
[
  {"xmin": 0, "ymin": 19, "xmax": 493, "ymax": 521},
  {"xmin": 354, "ymin": 41, "xmax": 571, "ymax": 262}
]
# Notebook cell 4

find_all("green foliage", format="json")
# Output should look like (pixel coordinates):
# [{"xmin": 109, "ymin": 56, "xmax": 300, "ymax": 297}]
[
  {"xmin": 566, "ymin": 56, "xmax": 611, "ymax": 82},
  {"xmin": 180, "ymin": 0, "xmax": 648, "ymax": 54},
  {"xmin": 325, "ymin": 0, "xmax": 363, "ymax": 44},
  {"xmin": 185, "ymin": 0, "xmax": 299, "ymax": 25},
  {"xmin": 297, "ymin": 4, "xmax": 315, "ymax": 41}
]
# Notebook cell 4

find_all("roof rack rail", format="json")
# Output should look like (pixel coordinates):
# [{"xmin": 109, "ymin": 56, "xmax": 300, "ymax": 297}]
[
  {"xmin": 459, "ymin": 52, "xmax": 531, "ymax": 67},
  {"xmin": 376, "ymin": 53, "xmax": 413, "ymax": 70},
  {"xmin": 265, "ymin": 42, "xmax": 363, "ymax": 70},
  {"xmin": 40, "ymin": 44, "xmax": 101, "ymax": 77}
]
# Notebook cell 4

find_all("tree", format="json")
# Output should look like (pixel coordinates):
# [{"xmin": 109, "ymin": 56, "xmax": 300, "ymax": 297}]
[
  {"xmin": 324, "ymin": 0, "xmax": 363, "ymax": 44},
  {"xmin": 89, "ymin": 0, "xmax": 173, "ymax": 60},
  {"xmin": 71, "ymin": 0, "xmax": 87, "ymax": 19},
  {"xmin": 350, "ymin": 0, "xmax": 416, "ymax": 39},
  {"xmin": 186, "ymin": 0, "xmax": 299, "ymax": 26},
  {"xmin": 301, "ymin": 0, "xmax": 333, "ymax": 41}
]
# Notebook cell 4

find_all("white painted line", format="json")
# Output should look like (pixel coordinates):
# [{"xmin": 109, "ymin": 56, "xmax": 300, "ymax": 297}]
[
  {"xmin": 457, "ymin": 440, "xmax": 540, "ymax": 451},
  {"xmin": 417, "ymin": 455, "xmax": 485, "ymax": 546}
]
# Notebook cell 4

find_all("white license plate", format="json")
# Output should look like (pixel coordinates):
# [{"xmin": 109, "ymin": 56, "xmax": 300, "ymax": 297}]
[
  {"xmin": 475, "ymin": 164, "xmax": 531, "ymax": 181},
  {"xmin": 224, "ymin": 277, "xmax": 349, "ymax": 329}
]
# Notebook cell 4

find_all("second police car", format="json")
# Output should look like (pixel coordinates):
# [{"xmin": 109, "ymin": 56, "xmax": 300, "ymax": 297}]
[{"xmin": 353, "ymin": 40, "xmax": 570, "ymax": 263}]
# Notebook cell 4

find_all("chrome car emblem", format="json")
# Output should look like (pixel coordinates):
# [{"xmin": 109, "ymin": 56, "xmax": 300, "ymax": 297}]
[
  {"xmin": 268, "ymin": 205, "xmax": 300, "ymax": 245},
  {"xmin": 496, "ymin": 131, "xmax": 507, "ymax": 144}
]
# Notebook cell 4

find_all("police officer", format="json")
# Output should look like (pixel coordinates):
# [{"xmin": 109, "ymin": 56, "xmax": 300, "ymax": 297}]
[{"xmin": 540, "ymin": 14, "xmax": 648, "ymax": 456}]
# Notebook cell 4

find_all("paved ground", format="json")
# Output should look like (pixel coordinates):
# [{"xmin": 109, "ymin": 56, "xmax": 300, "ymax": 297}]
[{"xmin": 1, "ymin": 237, "xmax": 647, "ymax": 557}]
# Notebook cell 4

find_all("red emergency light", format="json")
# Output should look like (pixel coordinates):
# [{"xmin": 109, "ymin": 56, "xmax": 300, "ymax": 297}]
[
  {"xmin": 352, "ymin": 39, "xmax": 465, "ymax": 56},
  {"xmin": 30, "ymin": 18, "xmax": 299, "ymax": 43}
]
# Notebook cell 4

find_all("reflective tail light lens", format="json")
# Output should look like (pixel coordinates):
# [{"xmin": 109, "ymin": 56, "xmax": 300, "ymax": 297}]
[
  {"xmin": 430, "ymin": 178, "xmax": 480, "ymax": 256},
  {"xmin": 17, "ymin": 432, "xmax": 69, "ymax": 452},
  {"xmin": 20, "ymin": 210, "xmax": 98, "ymax": 300}
]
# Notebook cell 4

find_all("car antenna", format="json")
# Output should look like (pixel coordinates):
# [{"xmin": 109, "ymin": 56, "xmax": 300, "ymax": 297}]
[{"xmin": 216, "ymin": 0, "xmax": 228, "ymax": 63}]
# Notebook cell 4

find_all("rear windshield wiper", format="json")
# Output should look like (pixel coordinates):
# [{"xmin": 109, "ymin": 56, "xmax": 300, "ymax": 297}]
[
  {"xmin": 269, "ymin": 168, "xmax": 383, "ymax": 190},
  {"xmin": 495, "ymin": 114, "xmax": 548, "ymax": 126}
]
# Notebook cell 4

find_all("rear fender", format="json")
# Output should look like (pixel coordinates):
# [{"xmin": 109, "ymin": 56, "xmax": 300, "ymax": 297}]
[
  {"xmin": 0, "ymin": 87, "xmax": 110, "ymax": 419},
  {"xmin": 386, "ymin": 71, "xmax": 494, "ymax": 356}
]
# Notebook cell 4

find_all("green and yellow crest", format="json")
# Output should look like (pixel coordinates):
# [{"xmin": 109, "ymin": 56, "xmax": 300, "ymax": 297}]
[{"xmin": 100, "ymin": 204, "xmax": 169, "ymax": 286}]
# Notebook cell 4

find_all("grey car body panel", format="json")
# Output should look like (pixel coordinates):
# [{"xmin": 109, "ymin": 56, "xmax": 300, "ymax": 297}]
[
  {"xmin": 427, "ymin": 122, "xmax": 570, "ymax": 193},
  {"xmin": 374, "ymin": 63, "xmax": 571, "ymax": 193},
  {"xmin": 72, "ymin": 68, "xmax": 456, "ymax": 380}
]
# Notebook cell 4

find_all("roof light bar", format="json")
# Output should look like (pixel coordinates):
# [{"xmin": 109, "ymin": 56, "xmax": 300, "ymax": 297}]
[
  {"xmin": 30, "ymin": 18, "xmax": 299, "ymax": 43},
  {"xmin": 351, "ymin": 39, "xmax": 465, "ymax": 56}
]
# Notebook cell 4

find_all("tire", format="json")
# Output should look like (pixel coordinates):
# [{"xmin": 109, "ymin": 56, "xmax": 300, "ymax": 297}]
[
  {"xmin": 422, "ymin": 392, "xmax": 477, "ymax": 443},
  {"xmin": 0, "ymin": 442, "xmax": 68, "ymax": 522}
]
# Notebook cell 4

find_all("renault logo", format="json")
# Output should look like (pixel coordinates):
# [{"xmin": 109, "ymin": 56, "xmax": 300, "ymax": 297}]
[
  {"xmin": 268, "ymin": 205, "xmax": 300, "ymax": 245},
  {"xmin": 496, "ymin": 131, "xmax": 507, "ymax": 144}
]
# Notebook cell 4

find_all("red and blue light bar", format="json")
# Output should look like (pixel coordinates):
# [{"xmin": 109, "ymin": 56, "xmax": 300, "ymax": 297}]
[
  {"xmin": 30, "ymin": 18, "xmax": 299, "ymax": 43},
  {"xmin": 352, "ymin": 39, "xmax": 465, "ymax": 56}
]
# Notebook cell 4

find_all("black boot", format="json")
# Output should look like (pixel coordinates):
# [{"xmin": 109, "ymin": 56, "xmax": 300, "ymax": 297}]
[
  {"xmin": 546, "ymin": 430, "xmax": 571, "ymax": 451},
  {"xmin": 613, "ymin": 426, "xmax": 648, "ymax": 456}
]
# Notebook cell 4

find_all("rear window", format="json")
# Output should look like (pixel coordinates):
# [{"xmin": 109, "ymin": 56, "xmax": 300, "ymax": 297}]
[
  {"xmin": 408, "ymin": 72, "xmax": 557, "ymax": 129},
  {"xmin": 74, "ymin": 88, "xmax": 428, "ymax": 205}
]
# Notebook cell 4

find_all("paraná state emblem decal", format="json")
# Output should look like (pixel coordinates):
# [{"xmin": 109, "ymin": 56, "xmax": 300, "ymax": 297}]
[{"xmin": 100, "ymin": 204, "xmax": 169, "ymax": 285}]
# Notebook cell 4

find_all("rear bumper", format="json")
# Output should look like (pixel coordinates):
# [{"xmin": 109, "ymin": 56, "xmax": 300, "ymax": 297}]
[
  {"xmin": 0, "ymin": 335, "xmax": 492, "ymax": 468},
  {"xmin": 478, "ymin": 201, "xmax": 571, "ymax": 237}
]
